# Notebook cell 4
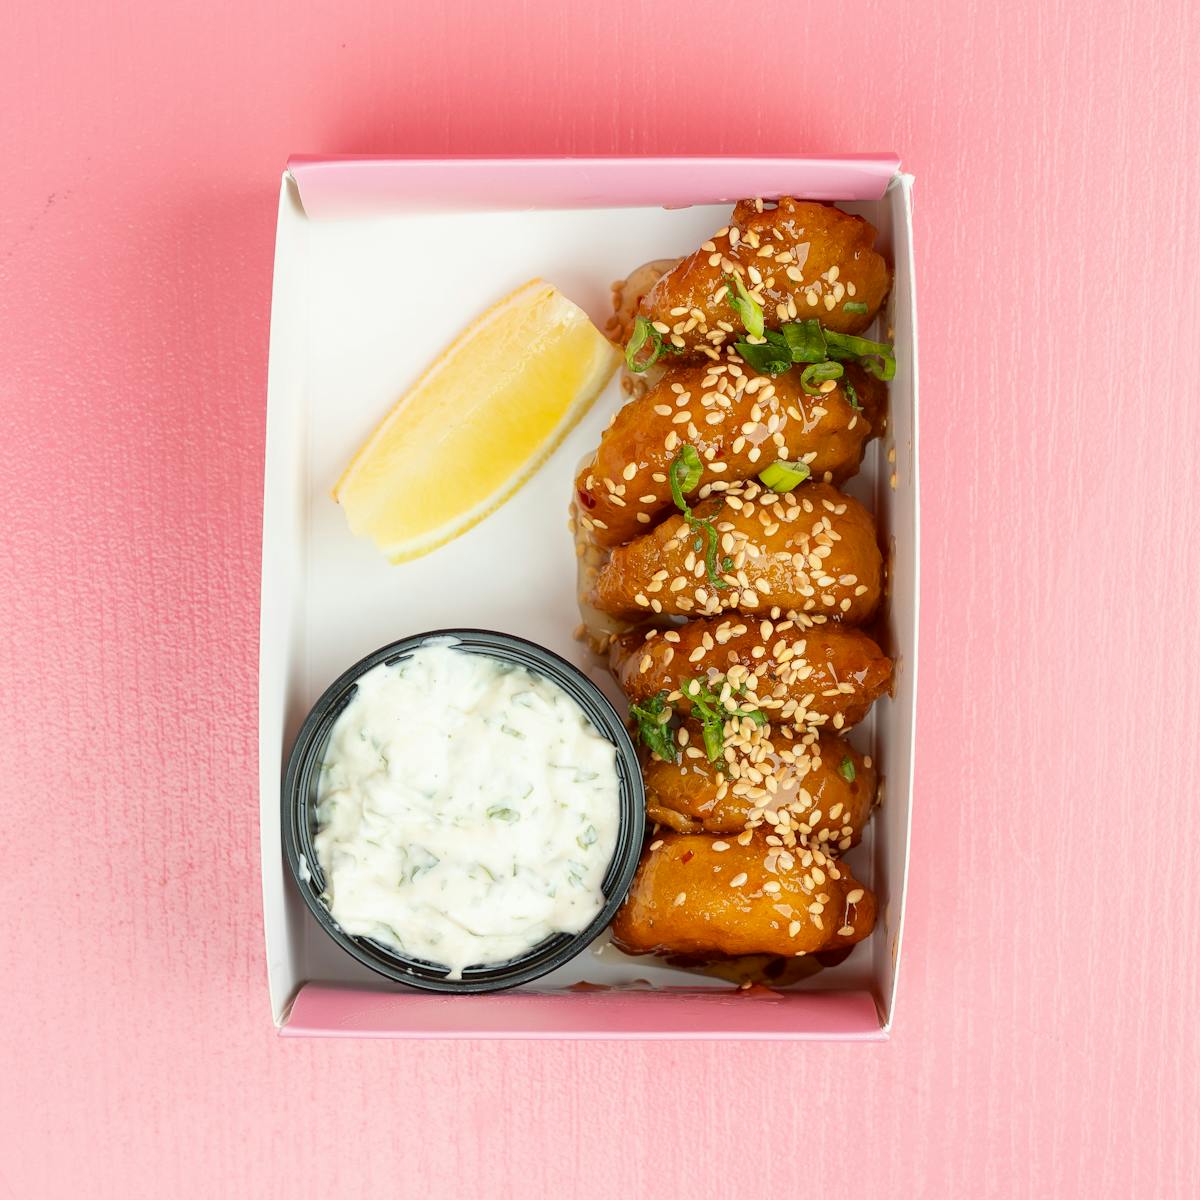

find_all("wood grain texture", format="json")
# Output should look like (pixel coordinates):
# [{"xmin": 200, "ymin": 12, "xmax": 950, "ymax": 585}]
[{"xmin": 1, "ymin": 0, "xmax": 1198, "ymax": 1196}]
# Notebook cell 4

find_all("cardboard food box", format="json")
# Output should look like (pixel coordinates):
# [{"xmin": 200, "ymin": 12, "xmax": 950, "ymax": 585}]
[{"xmin": 260, "ymin": 156, "xmax": 918, "ymax": 1039}]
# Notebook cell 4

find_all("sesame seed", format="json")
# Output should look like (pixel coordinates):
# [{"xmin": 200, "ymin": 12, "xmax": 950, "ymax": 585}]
[
  {"xmin": 847, "ymin": 889, "xmax": 864, "ymax": 903},
  {"xmin": 649, "ymin": 840, "xmax": 663, "ymax": 851},
  {"xmin": 729, "ymin": 873, "xmax": 748, "ymax": 888},
  {"xmin": 674, "ymin": 892, "xmax": 687, "ymax": 907},
  {"xmin": 712, "ymin": 841, "xmax": 730, "ymax": 852}
]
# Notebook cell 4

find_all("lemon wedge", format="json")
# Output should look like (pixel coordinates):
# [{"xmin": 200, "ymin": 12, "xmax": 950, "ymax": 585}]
[{"xmin": 333, "ymin": 280, "xmax": 620, "ymax": 563}]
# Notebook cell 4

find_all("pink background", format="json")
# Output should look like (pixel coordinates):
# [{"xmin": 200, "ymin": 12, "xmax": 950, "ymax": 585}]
[{"xmin": 2, "ymin": 1, "xmax": 1198, "ymax": 1196}]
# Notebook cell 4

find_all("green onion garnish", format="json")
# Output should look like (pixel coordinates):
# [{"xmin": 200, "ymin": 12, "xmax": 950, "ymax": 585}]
[
  {"xmin": 724, "ymin": 273, "xmax": 764, "ymax": 338},
  {"xmin": 668, "ymin": 445, "xmax": 727, "ymax": 590},
  {"xmin": 701, "ymin": 721, "xmax": 724, "ymax": 762},
  {"xmin": 781, "ymin": 319, "xmax": 828, "ymax": 363},
  {"xmin": 629, "ymin": 691, "xmax": 677, "ymax": 762},
  {"xmin": 824, "ymin": 331, "xmax": 896, "ymax": 381},
  {"xmin": 732, "ymin": 319, "xmax": 894, "ymax": 390},
  {"xmin": 683, "ymin": 675, "xmax": 768, "ymax": 765},
  {"xmin": 845, "ymin": 380, "xmax": 861, "ymax": 411},
  {"xmin": 839, "ymin": 756, "xmax": 856, "ymax": 783},
  {"xmin": 758, "ymin": 459, "xmax": 812, "ymax": 493},
  {"xmin": 625, "ymin": 316, "xmax": 666, "ymax": 373},
  {"xmin": 668, "ymin": 443, "xmax": 703, "ymax": 503},
  {"xmin": 800, "ymin": 360, "xmax": 844, "ymax": 395},
  {"xmin": 842, "ymin": 301, "xmax": 869, "ymax": 315},
  {"xmin": 733, "ymin": 328, "xmax": 792, "ymax": 375}
]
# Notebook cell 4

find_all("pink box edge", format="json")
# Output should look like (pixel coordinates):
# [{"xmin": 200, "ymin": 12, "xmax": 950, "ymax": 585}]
[
  {"xmin": 262, "ymin": 154, "xmax": 915, "ymax": 1041},
  {"xmin": 280, "ymin": 982, "xmax": 888, "ymax": 1041},
  {"xmin": 285, "ymin": 153, "xmax": 902, "ymax": 218}
]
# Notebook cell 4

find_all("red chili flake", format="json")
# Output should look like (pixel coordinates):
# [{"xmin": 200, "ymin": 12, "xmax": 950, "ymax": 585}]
[
  {"xmin": 680, "ymin": 851, "xmax": 694, "ymax": 864},
  {"xmin": 576, "ymin": 489, "xmax": 597, "ymax": 510}
]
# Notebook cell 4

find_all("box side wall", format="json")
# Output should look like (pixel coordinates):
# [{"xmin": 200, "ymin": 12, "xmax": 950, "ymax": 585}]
[
  {"xmin": 873, "ymin": 174, "xmax": 919, "ymax": 1027},
  {"xmin": 260, "ymin": 176, "xmax": 311, "ymax": 1024},
  {"xmin": 283, "ymin": 983, "xmax": 888, "ymax": 1041},
  {"xmin": 286, "ymin": 154, "xmax": 901, "ymax": 218}
]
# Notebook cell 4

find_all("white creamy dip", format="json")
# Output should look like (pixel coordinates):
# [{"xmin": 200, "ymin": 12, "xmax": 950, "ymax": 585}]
[{"xmin": 313, "ymin": 642, "xmax": 620, "ymax": 977}]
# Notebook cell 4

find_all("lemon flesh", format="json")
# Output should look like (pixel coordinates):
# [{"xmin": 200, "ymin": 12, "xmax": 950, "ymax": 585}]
[{"xmin": 333, "ymin": 280, "xmax": 619, "ymax": 563}]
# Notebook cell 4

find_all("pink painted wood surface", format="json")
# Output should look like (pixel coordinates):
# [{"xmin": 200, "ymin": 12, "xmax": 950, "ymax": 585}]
[{"xmin": 1, "ymin": 1, "xmax": 1198, "ymax": 1197}]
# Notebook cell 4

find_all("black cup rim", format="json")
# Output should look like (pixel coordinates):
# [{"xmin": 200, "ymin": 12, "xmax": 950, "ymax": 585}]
[{"xmin": 282, "ymin": 629, "xmax": 645, "ymax": 994}]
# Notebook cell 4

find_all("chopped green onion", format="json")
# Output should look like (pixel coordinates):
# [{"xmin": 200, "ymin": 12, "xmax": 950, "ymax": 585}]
[
  {"xmin": 682, "ymin": 675, "xmax": 768, "ymax": 765},
  {"xmin": 724, "ymin": 273, "xmax": 764, "ymax": 338},
  {"xmin": 668, "ymin": 443, "xmax": 703, "ymax": 506},
  {"xmin": 701, "ymin": 721, "xmax": 724, "ymax": 763},
  {"xmin": 739, "ymin": 320, "xmax": 896, "ymax": 386},
  {"xmin": 800, "ymin": 360, "xmax": 844, "ymax": 395},
  {"xmin": 734, "ymin": 328, "xmax": 792, "ymax": 375},
  {"xmin": 668, "ymin": 445, "xmax": 727, "ymax": 590},
  {"xmin": 824, "ymin": 331, "xmax": 896, "ymax": 381},
  {"xmin": 845, "ymin": 380, "xmax": 861, "ymax": 411},
  {"xmin": 629, "ymin": 691, "xmax": 676, "ymax": 762},
  {"xmin": 780, "ymin": 319, "xmax": 828, "ymax": 363},
  {"xmin": 758, "ymin": 459, "xmax": 812, "ymax": 493},
  {"xmin": 842, "ymin": 301, "xmax": 869, "ymax": 315},
  {"xmin": 486, "ymin": 805, "xmax": 520, "ymax": 822},
  {"xmin": 839, "ymin": 756, "xmax": 856, "ymax": 783},
  {"xmin": 700, "ymin": 519, "xmax": 724, "ymax": 587},
  {"xmin": 858, "ymin": 353, "xmax": 895, "ymax": 381},
  {"xmin": 624, "ymin": 316, "xmax": 664, "ymax": 373}
]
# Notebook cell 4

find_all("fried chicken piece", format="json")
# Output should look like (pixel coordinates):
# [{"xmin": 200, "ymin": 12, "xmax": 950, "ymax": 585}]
[
  {"xmin": 644, "ymin": 731, "xmax": 876, "ymax": 850},
  {"xmin": 591, "ymin": 480, "xmax": 882, "ymax": 623},
  {"xmin": 575, "ymin": 360, "xmax": 884, "ymax": 547},
  {"xmin": 610, "ymin": 832, "xmax": 876, "ymax": 958},
  {"xmin": 607, "ymin": 258, "xmax": 680, "ymax": 346},
  {"xmin": 614, "ymin": 616, "xmax": 891, "ymax": 733},
  {"xmin": 639, "ymin": 199, "xmax": 891, "ymax": 359}
]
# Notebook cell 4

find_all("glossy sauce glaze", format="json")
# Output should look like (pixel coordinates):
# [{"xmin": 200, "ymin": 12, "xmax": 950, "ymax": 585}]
[{"xmin": 313, "ymin": 642, "xmax": 620, "ymax": 977}]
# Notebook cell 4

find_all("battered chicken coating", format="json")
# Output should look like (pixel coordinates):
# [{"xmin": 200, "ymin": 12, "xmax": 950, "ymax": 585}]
[
  {"xmin": 644, "ymin": 732, "xmax": 877, "ymax": 850},
  {"xmin": 591, "ymin": 480, "xmax": 882, "ymax": 623},
  {"xmin": 614, "ymin": 616, "xmax": 892, "ymax": 734},
  {"xmin": 575, "ymin": 360, "xmax": 884, "ymax": 547},
  {"xmin": 607, "ymin": 258, "xmax": 679, "ymax": 346},
  {"xmin": 639, "ymin": 198, "xmax": 891, "ymax": 358},
  {"xmin": 610, "ymin": 833, "xmax": 876, "ymax": 958}
]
